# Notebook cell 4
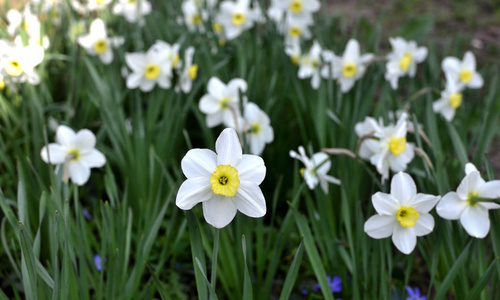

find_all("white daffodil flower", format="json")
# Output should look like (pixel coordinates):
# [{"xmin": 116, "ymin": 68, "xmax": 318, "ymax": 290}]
[
  {"xmin": 177, "ymin": 47, "xmax": 198, "ymax": 93},
  {"xmin": 243, "ymin": 102, "xmax": 274, "ymax": 155},
  {"xmin": 85, "ymin": 0, "xmax": 112, "ymax": 12},
  {"xmin": 199, "ymin": 77, "xmax": 247, "ymax": 128},
  {"xmin": 364, "ymin": 172, "xmax": 440, "ymax": 254},
  {"xmin": 329, "ymin": 39, "xmax": 374, "ymax": 93},
  {"xmin": 276, "ymin": 0, "xmax": 320, "ymax": 19},
  {"xmin": 289, "ymin": 146, "xmax": 340, "ymax": 194},
  {"xmin": 216, "ymin": 0, "xmax": 260, "ymax": 41},
  {"xmin": 176, "ymin": 128, "xmax": 267, "ymax": 228},
  {"xmin": 112, "ymin": 0, "xmax": 152, "ymax": 24},
  {"xmin": 432, "ymin": 75, "xmax": 465, "ymax": 121},
  {"xmin": 281, "ymin": 13, "xmax": 313, "ymax": 45},
  {"xmin": 125, "ymin": 41, "xmax": 174, "ymax": 92},
  {"xmin": 7, "ymin": 7, "xmax": 51, "ymax": 49},
  {"xmin": 436, "ymin": 163, "xmax": 500, "ymax": 238},
  {"xmin": 298, "ymin": 40, "xmax": 333, "ymax": 89},
  {"xmin": 385, "ymin": 37, "xmax": 428, "ymax": 90},
  {"xmin": 354, "ymin": 116, "xmax": 383, "ymax": 160},
  {"xmin": 77, "ymin": 19, "xmax": 124, "ymax": 65},
  {"xmin": 442, "ymin": 51, "xmax": 483, "ymax": 89},
  {"xmin": 285, "ymin": 37, "xmax": 302, "ymax": 66},
  {"xmin": 0, "ymin": 41, "xmax": 44, "ymax": 85},
  {"xmin": 181, "ymin": 0, "xmax": 209, "ymax": 32},
  {"xmin": 40, "ymin": 125, "xmax": 106, "ymax": 186}
]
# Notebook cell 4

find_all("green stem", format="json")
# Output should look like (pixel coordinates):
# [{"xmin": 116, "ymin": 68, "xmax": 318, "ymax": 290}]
[{"xmin": 211, "ymin": 228, "xmax": 220, "ymax": 291}]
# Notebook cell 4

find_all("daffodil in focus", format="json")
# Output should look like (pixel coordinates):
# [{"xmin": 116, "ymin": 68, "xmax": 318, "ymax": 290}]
[
  {"xmin": 442, "ymin": 51, "xmax": 483, "ymax": 89},
  {"xmin": 436, "ymin": 163, "xmax": 500, "ymax": 238},
  {"xmin": 432, "ymin": 75, "xmax": 465, "ymax": 121},
  {"xmin": 364, "ymin": 172, "xmax": 440, "ymax": 254},
  {"xmin": 112, "ymin": 0, "xmax": 152, "ymax": 24},
  {"xmin": 40, "ymin": 125, "xmax": 106, "ymax": 186},
  {"xmin": 385, "ymin": 37, "xmax": 428, "ymax": 90},
  {"xmin": 243, "ymin": 102, "xmax": 274, "ymax": 155},
  {"xmin": 216, "ymin": 0, "xmax": 261, "ymax": 40},
  {"xmin": 0, "ymin": 41, "xmax": 44, "ymax": 85},
  {"xmin": 77, "ymin": 19, "xmax": 124, "ymax": 65},
  {"xmin": 125, "ymin": 41, "xmax": 174, "ymax": 92},
  {"xmin": 329, "ymin": 39, "xmax": 374, "ymax": 93},
  {"xmin": 176, "ymin": 128, "xmax": 267, "ymax": 228},
  {"xmin": 177, "ymin": 47, "xmax": 198, "ymax": 93},
  {"xmin": 289, "ymin": 146, "xmax": 340, "ymax": 194},
  {"xmin": 199, "ymin": 77, "xmax": 247, "ymax": 128}
]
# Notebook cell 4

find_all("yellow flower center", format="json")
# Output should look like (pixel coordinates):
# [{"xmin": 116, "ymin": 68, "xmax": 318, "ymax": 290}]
[
  {"xmin": 232, "ymin": 13, "xmax": 246, "ymax": 26},
  {"xmin": 290, "ymin": 55, "xmax": 300, "ymax": 65},
  {"xmin": 289, "ymin": 27, "xmax": 301, "ymax": 38},
  {"xmin": 399, "ymin": 53, "xmax": 412, "ymax": 72},
  {"xmin": 97, "ymin": 0, "xmax": 106, "ymax": 4},
  {"xmin": 389, "ymin": 137, "xmax": 407, "ymax": 156},
  {"xmin": 342, "ymin": 63, "xmax": 357, "ymax": 78},
  {"xmin": 213, "ymin": 22, "xmax": 223, "ymax": 33},
  {"xmin": 249, "ymin": 123, "xmax": 261, "ymax": 134},
  {"xmin": 144, "ymin": 64, "xmax": 161, "ymax": 80},
  {"xmin": 219, "ymin": 97, "xmax": 230, "ymax": 109},
  {"xmin": 467, "ymin": 191, "xmax": 480, "ymax": 207},
  {"xmin": 5, "ymin": 60, "xmax": 23, "ymax": 76},
  {"xmin": 190, "ymin": 13, "xmax": 203, "ymax": 25},
  {"xmin": 299, "ymin": 168, "xmax": 305, "ymax": 178},
  {"xmin": 459, "ymin": 69, "xmax": 473, "ymax": 83},
  {"xmin": 93, "ymin": 39, "xmax": 108, "ymax": 54},
  {"xmin": 289, "ymin": 0, "xmax": 303, "ymax": 13},
  {"xmin": 128, "ymin": 0, "xmax": 136, "ymax": 4},
  {"xmin": 0, "ymin": 77, "xmax": 5, "ymax": 90},
  {"xmin": 67, "ymin": 148, "xmax": 81, "ymax": 161},
  {"xmin": 396, "ymin": 206, "xmax": 419, "ymax": 227},
  {"xmin": 210, "ymin": 165, "xmax": 240, "ymax": 197},
  {"xmin": 188, "ymin": 64, "xmax": 198, "ymax": 80},
  {"xmin": 449, "ymin": 92, "xmax": 462, "ymax": 109},
  {"xmin": 172, "ymin": 54, "xmax": 180, "ymax": 67},
  {"xmin": 219, "ymin": 38, "xmax": 226, "ymax": 46},
  {"xmin": 23, "ymin": 21, "xmax": 29, "ymax": 32}
]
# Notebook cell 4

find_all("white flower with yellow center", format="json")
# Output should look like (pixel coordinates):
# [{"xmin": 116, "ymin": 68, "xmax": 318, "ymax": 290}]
[
  {"xmin": 216, "ymin": 0, "xmax": 260, "ymax": 40},
  {"xmin": 277, "ymin": 0, "xmax": 320, "ymax": 18},
  {"xmin": 243, "ymin": 102, "xmax": 274, "ymax": 155},
  {"xmin": 181, "ymin": 0, "xmax": 208, "ymax": 32},
  {"xmin": 289, "ymin": 146, "xmax": 340, "ymax": 194},
  {"xmin": 0, "ymin": 41, "xmax": 44, "ymax": 85},
  {"xmin": 298, "ymin": 40, "xmax": 333, "ymax": 90},
  {"xmin": 364, "ymin": 172, "xmax": 440, "ymax": 254},
  {"xmin": 40, "ymin": 125, "xmax": 106, "ymax": 186},
  {"xmin": 177, "ymin": 47, "xmax": 198, "ymax": 93},
  {"xmin": 354, "ymin": 116, "xmax": 384, "ymax": 160},
  {"xmin": 385, "ymin": 37, "xmax": 428, "ymax": 90},
  {"xmin": 329, "ymin": 39, "xmax": 374, "ymax": 93},
  {"xmin": 149, "ymin": 41, "xmax": 182, "ymax": 70},
  {"xmin": 281, "ymin": 13, "xmax": 313, "ymax": 45},
  {"xmin": 442, "ymin": 51, "xmax": 483, "ymax": 89},
  {"xmin": 125, "ymin": 41, "xmax": 174, "ymax": 92},
  {"xmin": 112, "ymin": 0, "xmax": 152, "ymax": 24},
  {"xmin": 199, "ymin": 77, "xmax": 247, "ymax": 128},
  {"xmin": 432, "ymin": 75, "xmax": 465, "ymax": 121},
  {"xmin": 436, "ymin": 163, "xmax": 500, "ymax": 238},
  {"xmin": 285, "ymin": 37, "xmax": 302, "ymax": 66},
  {"xmin": 176, "ymin": 128, "xmax": 267, "ymax": 228},
  {"xmin": 7, "ymin": 7, "xmax": 51, "ymax": 49},
  {"xmin": 77, "ymin": 19, "xmax": 124, "ymax": 65}
]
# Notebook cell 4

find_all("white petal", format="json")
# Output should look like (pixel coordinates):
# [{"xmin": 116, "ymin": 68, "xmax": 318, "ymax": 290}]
[
  {"xmin": 207, "ymin": 77, "xmax": 226, "ymax": 99},
  {"xmin": 68, "ymin": 161, "xmax": 91, "ymax": 186},
  {"xmin": 125, "ymin": 53, "xmax": 147, "ymax": 72},
  {"xmin": 478, "ymin": 180, "xmax": 500, "ymax": 198},
  {"xmin": 126, "ymin": 73, "xmax": 143, "ymax": 89},
  {"xmin": 40, "ymin": 144, "xmax": 67, "ymax": 164},
  {"xmin": 457, "ymin": 171, "xmax": 485, "ymax": 199},
  {"xmin": 364, "ymin": 215, "xmax": 396, "ymax": 239},
  {"xmin": 181, "ymin": 149, "xmax": 217, "ymax": 179},
  {"xmin": 199, "ymin": 95, "xmax": 221, "ymax": 114},
  {"xmin": 468, "ymin": 73, "xmax": 483, "ymax": 89},
  {"xmin": 74, "ymin": 129, "xmax": 96, "ymax": 152},
  {"xmin": 236, "ymin": 154, "xmax": 265, "ymax": 185},
  {"xmin": 465, "ymin": 163, "xmax": 478, "ymax": 175},
  {"xmin": 206, "ymin": 113, "xmax": 224, "ymax": 128},
  {"xmin": 100, "ymin": 51, "xmax": 113, "ymax": 64},
  {"xmin": 81, "ymin": 150, "xmax": 106, "ymax": 168},
  {"xmin": 460, "ymin": 206, "xmax": 490, "ymax": 238},
  {"xmin": 140, "ymin": 79, "xmax": 156, "ymax": 92},
  {"xmin": 176, "ymin": 177, "xmax": 213, "ymax": 210},
  {"xmin": 480, "ymin": 202, "xmax": 500, "ymax": 210},
  {"xmin": 56, "ymin": 125, "xmax": 76, "ymax": 146},
  {"xmin": 390, "ymin": 172, "xmax": 417, "ymax": 204},
  {"xmin": 392, "ymin": 226, "xmax": 417, "ymax": 254},
  {"xmin": 413, "ymin": 213, "xmax": 434, "ymax": 236},
  {"xmin": 343, "ymin": 39, "xmax": 360, "ymax": 63},
  {"xmin": 202, "ymin": 195, "xmax": 238, "ymax": 228},
  {"xmin": 216, "ymin": 128, "xmax": 242, "ymax": 166},
  {"xmin": 372, "ymin": 192, "xmax": 399, "ymax": 215},
  {"xmin": 233, "ymin": 182, "xmax": 266, "ymax": 218},
  {"xmin": 408, "ymin": 194, "xmax": 440, "ymax": 213},
  {"xmin": 462, "ymin": 51, "xmax": 476, "ymax": 70},
  {"xmin": 442, "ymin": 57, "xmax": 461, "ymax": 74},
  {"xmin": 226, "ymin": 78, "xmax": 248, "ymax": 97},
  {"xmin": 436, "ymin": 192, "xmax": 467, "ymax": 220}
]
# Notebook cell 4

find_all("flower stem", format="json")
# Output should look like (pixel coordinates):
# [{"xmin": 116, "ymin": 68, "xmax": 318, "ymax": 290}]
[{"xmin": 211, "ymin": 228, "xmax": 220, "ymax": 291}]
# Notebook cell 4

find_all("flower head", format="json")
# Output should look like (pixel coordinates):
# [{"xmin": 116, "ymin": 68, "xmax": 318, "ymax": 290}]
[
  {"xmin": 442, "ymin": 51, "xmax": 483, "ymax": 89},
  {"xmin": 112, "ymin": 0, "xmax": 152, "ymax": 24},
  {"xmin": 216, "ymin": 0, "xmax": 261, "ymax": 40},
  {"xmin": 40, "ymin": 125, "xmax": 106, "ymax": 186},
  {"xmin": 289, "ymin": 146, "xmax": 340, "ymax": 194},
  {"xmin": 436, "ymin": 163, "xmax": 500, "ymax": 238},
  {"xmin": 298, "ymin": 40, "xmax": 333, "ymax": 89},
  {"xmin": 406, "ymin": 286, "xmax": 426, "ymax": 300},
  {"xmin": 77, "ymin": 19, "xmax": 124, "ymax": 65},
  {"xmin": 243, "ymin": 102, "xmax": 274, "ymax": 155},
  {"xmin": 0, "ymin": 41, "xmax": 44, "ymax": 85},
  {"xmin": 313, "ymin": 275, "xmax": 342, "ymax": 294},
  {"xmin": 385, "ymin": 37, "xmax": 428, "ymax": 90},
  {"xmin": 364, "ymin": 172, "xmax": 440, "ymax": 254},
  {"xmin": 432, "ymin": 74, "xmax": 465, "ymax": 121},
  {"xmin": 176, "ymin": 128, "xmax": 267, "ymax": 228},
  {"xmin": 177, "ymin": 47, "xmax": 198, "ymax": 93}
]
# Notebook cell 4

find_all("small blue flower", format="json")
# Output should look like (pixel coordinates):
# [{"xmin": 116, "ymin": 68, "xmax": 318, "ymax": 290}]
[
  {"xmin": 406, "ymin": 286, "xmax": 426, "ymax": 300},
  {"xmin": 82, "ymin": 208, "xmax": 92, "ymax": 220},
  {"xmin": 94, "ymin": 254, "xmax": 103, "ymax": 271},
  {"xmin": 313, "ymin": 275, "xmax": 342, "ymax": 294}
]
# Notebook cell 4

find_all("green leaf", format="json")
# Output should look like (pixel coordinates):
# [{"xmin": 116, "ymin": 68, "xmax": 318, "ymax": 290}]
[
  {"xmin": 279, "ymin": 239, "xmax": 304, "ymax": 300},
  {"xmin": 145, "ymin": 263, "xmax": 170, "ymax": 300},
  {"xmin": 187, "ymin": 211, "xmax": 208, "ymax": 300},
  {"xmin": 19, "ymin": 222, "xmax": 38, "ymax": 300},
  {"xmin": 241, "ymin": 235, "xmax": 253, "ymax": 300}
]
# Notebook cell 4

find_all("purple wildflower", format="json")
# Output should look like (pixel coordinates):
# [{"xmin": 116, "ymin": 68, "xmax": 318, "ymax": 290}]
[
  {"xmin": 82, "ymin": 208, "xmax": 92, "ymax": 220},
  {"xmin": 94, "ymin": 254, "xmax": 102, "ymax": 271},
  {"xmin": 406, "ymin": 286, "xmax": 426, "ymax": 300},
  {"xmin": 313, "ymin": 275, "xmax": 342, "ymax": 294}
]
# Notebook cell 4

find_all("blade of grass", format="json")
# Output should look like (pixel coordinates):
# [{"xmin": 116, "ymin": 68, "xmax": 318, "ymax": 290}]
[{"xmin": 279, "ymin": 239, "xmax": 304, "ymax": 300}]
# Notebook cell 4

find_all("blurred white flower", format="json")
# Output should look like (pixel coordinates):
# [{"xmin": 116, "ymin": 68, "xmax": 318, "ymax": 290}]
[
  {"xmin": 289, "ymin": 146, "xmax": 340, "ymax": 194},
  {"xmin": 432, "ymin": 75, "xmax": 465, "ymax": 121},
  {"xmin": 216, "ymin": 0, "xmax": 261, "ymax": 40},
  {"xmin": 177, "ymin": 47, "xmax": 198, "ymax": 93},
  {"xmin": 181, "ymin": 0, "xmax": 209, "ymax": 32},
  {"xmin": 7, "ymin": 7, "xmax": 50, "ymax": 49},
  {"xmin": 436, "ymin": 163, "xmax": 500, "ymax": 238},
  {"xmin": 243, "ymin": 102, "xmax": 274, "ymax": 155},
  {"xmin": 176, "ymin": 128, "xmax": 267, "ymax": 228},
  {"xmin": 442, "ymin": 51, "xmax": 483, "ymax": 89},
  {"xmin": 385, "ymin": 37, "xmax": 428, "ymax": 90},
  {"xmin": 199, "ymin": 77, "xmax": 247, "ymax": 128},
  {"xmin": 77, "ymin": 19, "xmax": 124, "ymax": 65},
  {"xmin": 0, "ymin": 41, "xmax": 44, "ymax": 85},
  {"xmin": 364, "ymin": 172, "xmax": 440, "ymax": 254},
  {"xmin": 285, "ymin": 37, "xmax": 302, "ymax": 65},
  {"xmin": 40, "ymin": 125, "xmax": 106, "ymax": 186},
  {"xmin": 112, "ymin": 0, "xmax": 152, "ymax": 24},
  {"xmin": 298, "ymin": 40, "xmax": 333, "ymax": 89},
  {"xmin": 276, "ymin": 0, "xmax": 320, "ymax": 18},
  {"xmin": 329, "ymin": 39, "xmax": 374, "ymax": 93}
]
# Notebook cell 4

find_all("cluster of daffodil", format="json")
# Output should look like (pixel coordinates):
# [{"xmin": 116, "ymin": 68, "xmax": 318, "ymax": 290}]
[{"xmin": 198, "ymin": 77, "xmax": 274, "ymax": 155}]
